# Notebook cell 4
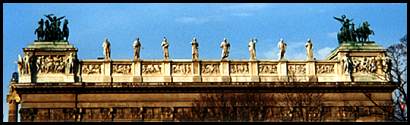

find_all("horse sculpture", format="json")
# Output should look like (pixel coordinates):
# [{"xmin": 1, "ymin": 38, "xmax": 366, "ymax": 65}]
[
  {"xmin": 34, "ymin": 19, "xmax": 45, "ymax": 41},
  {"xmin": 356, "ymin": 21, "xmax": 374, "ymax": 42}
]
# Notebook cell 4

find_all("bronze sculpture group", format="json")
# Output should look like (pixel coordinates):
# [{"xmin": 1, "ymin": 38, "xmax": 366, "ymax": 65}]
[
  {"xmin": 35, "ymin": 14, "xmax": 69, "ymax": 42},
  {"xmin": 334, "ymin": 15, "xmax": 374, "ymax": 44},
  {"xmin": 31, "ymin": 14, "xmax": 375, "ymax": 62}
]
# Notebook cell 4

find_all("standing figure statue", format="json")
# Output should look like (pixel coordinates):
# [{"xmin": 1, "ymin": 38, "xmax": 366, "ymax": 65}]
[
  {"xmin": 133, "ymin": 38, "xmax": 141, "ymax": 61},
  {"xmin": 44, "ymin": 14, "xmax": 65, "ymax": 41},
  {"xmin": 161, "ymin": 37, "xmax": 169, "ymax": 60},
  {"xmin": 220, "ymin": 38, "xmax": 230, "ymax": 60},
  {"xmin": 17, "ymin": 54, "xmax": 24, "ymax": 75},
  {"xmin": 34, "ymin": 19, "xmax": 45, "ymax": 41},
  {"xmin": 23, "ymin": 53, "xmax": 32, "ymax": 74},
  {"xmin": 248, "ymin": 38, "xmax": 257, "ymax": 60},
  {"xmin": 277, "ymin": 38, "xmax": 287, "ymax": 60},
  {"xmin": 44, "ymin": 20, "xmax": 51, "ymax": 41},
  {"xmin": 305, "ymin": 38, "xmax": 314, "ymax": 60},
  {"xmin": 62, "ymin": 19, "xmax": 69, "ymax": 41},
  {"xmin": 334, "ymin": 15, "xmax": 354, "ymax": 43},
  {"xmin": 102, "ymin": 38, "xmax": 111, "ymax": 60},
  {"xmin": 382, "ymin": 56, "xmax": 392, "ymax": 80},
  {"xmin": 191, "ymin": 37, "xmax": 199, "ymax": 61},
  {"xmin": 341, "ymin": 55, "xmax": 353, "ymax": 75},
  {"xmin": 66, "ymin": 53, "xmax": 74, "ymax": 73}
]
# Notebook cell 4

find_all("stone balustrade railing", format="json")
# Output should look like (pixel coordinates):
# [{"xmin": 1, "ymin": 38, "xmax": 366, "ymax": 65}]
[{"xmin": 72, "ymin": 59, "xmax": 384, "ymax": 83}]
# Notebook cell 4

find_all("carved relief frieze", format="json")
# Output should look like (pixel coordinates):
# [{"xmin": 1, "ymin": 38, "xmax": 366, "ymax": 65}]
[
  {"xmin": 131, "ymin": 107, "xmax": 144, "ymax": 120},
  {"xmin": 172, "ymin": 63, "xmax": 192, "ymax": 75},
  {"xmin": 316, "ymin": 64, "xmax": 335, "ymax": 74},
  {"xmin": 287, "ymin": 64, "xmax": 306, "ymax": 74},
  {"xmin": 351, "ymin": 57, "xmax": 377, "ymax": 74},
  {"xmin": 142, "ymin": 63, "xmax": 162, "ymax": 74},
  {"xmin": 35, "ymin": 55, "xmax": 67, "ymax": 74},
  {"xmin": 230, "ymin": 63, "xmax": 249, "ymax": 74},
  {"xmin": 36, "ymin": 108, "xmax": 50, "ymax": 121},
  {"xmin": 49, "ymin": 109, "xmax": 64, "ymax": 121},
  {"xmin": 201, "ymin": 63, "xmax": 220, "ymax": 75},
  {"xmin": 19, "ymin": 108, "xmax": 37, "ymax": 122},
  {"xmin": 112, "ymin": 64, "xmax": 132, "ymax": 74},
  {"xmin": 82, "ymin": 64, "xmax": 102, "ymax": 74},
  {"xmin": 258, "ymin": 64, "xmax": 278, "ymax": 74},
  {"xmin": 161, "ymin": 107, "xmax": 174, "ymax": 120},
  {"xmin": 144, "ymin": 107, "xmax": 161, "ymax": 120}
]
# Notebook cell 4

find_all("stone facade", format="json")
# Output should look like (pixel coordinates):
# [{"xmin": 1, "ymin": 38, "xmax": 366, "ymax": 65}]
[{"xmin": 8, "ymin": 40, "xmax": 395, "ymax": 122}]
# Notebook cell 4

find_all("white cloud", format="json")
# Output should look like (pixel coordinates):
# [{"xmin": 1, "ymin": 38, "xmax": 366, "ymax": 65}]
[
  {"xmin": 222, "ymin": 4, "xmax": 269, "ymax": 17},
  {"xmin": 223, "ymin": 4, "xmax": 269, "ymax": 10},
  {"xmin": 316, "ymin": 47, "xmax": 333, "ymax": 60},
  {"xmin": 175, "ymin": 17, "xmax": 210, "ymax": 24}
]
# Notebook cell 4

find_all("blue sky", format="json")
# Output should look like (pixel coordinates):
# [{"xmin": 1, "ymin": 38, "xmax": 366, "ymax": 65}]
[{"xmin": 2, "ymin": 3, "xmax": 407, "ymax": 122}]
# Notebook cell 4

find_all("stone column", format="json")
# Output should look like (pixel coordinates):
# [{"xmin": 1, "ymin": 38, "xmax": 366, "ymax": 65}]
[
  {"xmin": 7, "ymin": 86, "xmax": 20, "ymax": 122},
  {"xmin": 8, "ymin": 100, "xmax": 18, "ymax": 122},
  {"xmin": 133, "ymin": 60, "xmax": 142, "ymax": 82},
  {"xmin": 192, "ymin": 61, "xmax": 201, "ymax": 82},
  {"xmin": 249, "ymin": 60, "xmax": 260, "ymax": 82},
  {"xmin": 220, "ymin": 60, "xmax": 230, "ymax": 82},
  {"xmin": 102, "ymin": 60, "xmax": 112, "ymax": 83},
  {"xmin": 162, "ymin": 60, "xmax": 172, "ymax": 82},
  {"xmin": 278, "ymin": 60, "xmax": 288, "ymax": 81},
  {"xmin": 306, "ymin": 60, "xmax": 317, "ymax": 82}
]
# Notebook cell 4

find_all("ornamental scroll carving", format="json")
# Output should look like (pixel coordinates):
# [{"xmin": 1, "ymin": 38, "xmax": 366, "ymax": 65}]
[
  {"xmin": 351, "ymin": 57, "xmax": 377, "ymax": 73},
  {"xmin": 230, "ymin": 64, "xmax": 249, "ymax": 74},
  {"xmin": 258, "ymin": 64, "xmax": 278, "ymax": 74},
  {"xmin": 316, "ymin": 64, "xmax": 335, "ymax": 74},
  {"xmin": 287, "ymin": 64, "xmax": 306, "ymax": 74},
  {"xmin": 201, "ymin": 64, "xmax": 220, "ymax": 74},
  {"xmin": 142, "ymin": 64, "xmax": 162, "ymax": 74},
  {"xmin": 113, "ymin": 64, "xmax": 131, "ymax": 74},
  {"xmin": 172, "ymin": 64, "xmax": 192, "ymax": 74},
  {"xmin": 82, "ymin": 64, "xmax": 102, "ymax": 74}
]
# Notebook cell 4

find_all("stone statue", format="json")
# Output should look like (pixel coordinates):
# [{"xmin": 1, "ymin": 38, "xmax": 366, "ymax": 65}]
[
  {"xmin": 220, "ymin": 38, "xmax": 230, "ymax": 60},
  {"xmin": 62, "ymin": 19, "xmax": 69, "ymax": 41},
  {"xmin": 34, "ymin": 19, "xmax": 45, "ymax": 41},
  {"xmin": 248, "ymin": 38, "xmax": 256, "ymax": 60},
  {"xmin": 133, "ymin": 38, "xmax": 141, "ymax": 61},
  {"xmin": 342, "ymin": 55, "xmax": 353, "ymax": 75},
  {"xmin": 36, "ymin": 56, "xmax": 42, "ymax": 73},
  {"xmin": 102, "ymin": 38, "xmax": 111, "ymax": 60},
  {"xmin": 305, "ymin": 38, "xmax": 314, "ymax": 60},
  {"xmin": 23, "ymin": 53, "xmax": 31, "ymax": 74},
  {"xmin": 277, "ymin": 38, "xmax": 287, "ymax": 60},
  {"xmin": 191, "ymin": 37, "xmax": 199, "ymax": 61},
  {"xmin": 161, "ymin": 37, "xmax": 169, "ymax": 60},
  {"xmin": 17, "ymin": 54, "xmax": 24, "ymax": 74},
  {"xmin": 66, "ymin": 53, "xmax": 74, "ymax": 73}
]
